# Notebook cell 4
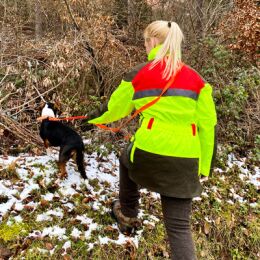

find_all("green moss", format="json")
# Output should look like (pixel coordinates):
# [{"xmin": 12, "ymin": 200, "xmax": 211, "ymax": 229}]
[
  {"xmin": 89, "ymin": 178, "xmax": 101, "ymax": 192},
  {"xmin": 0, "ymin": 222, "xmax": 29, "ymax": 242}
]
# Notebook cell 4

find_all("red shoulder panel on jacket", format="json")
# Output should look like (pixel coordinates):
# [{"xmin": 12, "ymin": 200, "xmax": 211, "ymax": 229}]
[{"xmin": 132, "ymin": 63, "xmax": 205, "ymax": 94}]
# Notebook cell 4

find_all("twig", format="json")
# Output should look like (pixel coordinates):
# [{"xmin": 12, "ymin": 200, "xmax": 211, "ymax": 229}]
[
  {"xmin": 5, "ymin": 64, "xmax": 76, "ymax": 113},
  {"xmin": 0, "ymin": 115, "xmax": 42, "ymax": 145},
  {"xmin": 0, "ymin": 66, "xmax": 10, "ymax": 86},
  {"xmin": 32, "ymin": 81, "xmax": 46, "ymax": 103},
  {"xmin": 0, "ymin": 92, "xmax": 16, "ymax": 104},
  {"xmin": 63, "ymin": 0, "xmax": 80, "ymax": 31}
]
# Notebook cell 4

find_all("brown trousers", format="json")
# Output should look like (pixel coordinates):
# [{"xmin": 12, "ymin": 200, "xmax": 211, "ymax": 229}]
[{"xmin": 119, "ymin": 150, "xmax": 196, "ymax": 260}]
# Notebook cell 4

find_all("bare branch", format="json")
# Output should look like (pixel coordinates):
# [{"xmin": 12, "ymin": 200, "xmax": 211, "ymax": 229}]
[
  {"xmin": 0, "ymin": 66, "xmax": 10, "ymax": 86},
  {"xmin": 63, "ymin": 0, "xmax": 80, "ymax": 31},
  {"xmin": 0, "ymin": 92, "xmax": 16, "ymax": 105},
  {"xmin": 5, "ymin": 64, "xmax": 76, "ymax": 113},
  {"xmin": 0, "ymin": 115, "xmax": 42, "ymax": 146}
]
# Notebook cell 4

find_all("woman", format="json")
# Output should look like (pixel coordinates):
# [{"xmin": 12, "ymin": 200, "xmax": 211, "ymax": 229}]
[{"xmin": 89, "ymin": 20, "xmax": 217, "ymax": 259}]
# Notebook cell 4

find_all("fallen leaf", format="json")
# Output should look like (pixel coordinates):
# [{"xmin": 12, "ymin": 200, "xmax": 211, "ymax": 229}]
[
  {"xmin": 215, "ymin": 217, "xmax": 221, "ymax": 225},
  {"xmin": 45, "ymin": 242, "xmax": 54, "ymax": 250},
  {"xmin": 82, "ymin": 197, "xmax": 94, "ymax": 203},
  {"xmin": 204, "ymin": 222, "xmax": 211, "ymax": 235},
  {"xmin": 63, "ymin": 254, "xmax": 72, "ymax": 260},
  {"xmin": 24, "ymin": 205, "xmax": 34, "ymax": 211},
  {"xmin": 40, "ymin": 199, "xmax": 49, "ymax": 207}
]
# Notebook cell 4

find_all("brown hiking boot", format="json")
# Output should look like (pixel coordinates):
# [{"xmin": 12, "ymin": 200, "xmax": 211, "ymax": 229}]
[{"xmin": 112, "ymin": 200, "xmax": 141, "ymax": 235}]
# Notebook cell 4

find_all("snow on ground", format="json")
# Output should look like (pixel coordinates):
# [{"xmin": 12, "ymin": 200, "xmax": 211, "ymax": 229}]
[
  {"xmin": 0, "ymin": 149, "xmax": 118, "ymax": 219},
  {"xmin": 227, "ymin": 153, "xmax": 260, "ymax": 189},
  {"xmin": 0, "ymin": 144, "xmax": 161, "ymax": 252},
  {"xmin": 190, "ymin": 153, "xmax": 259, "ymax": 203},
  {"xmin": 0, "ymin": 145, "xmax": 259, "ymax": 255}
]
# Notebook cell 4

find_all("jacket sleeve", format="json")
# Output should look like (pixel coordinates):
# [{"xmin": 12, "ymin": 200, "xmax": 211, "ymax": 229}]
[
  {"xmin": 88, "ymin": 80, "xmax": 134, "ymax": 124},
  {"xmin": 196, "ymin": 83, "xmax": 217, "ymax": 176}
]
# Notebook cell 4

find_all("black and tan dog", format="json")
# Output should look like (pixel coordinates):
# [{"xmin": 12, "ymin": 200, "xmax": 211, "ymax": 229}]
[{"xmin": 39, "ymin": 102, "xmax": 87, "ymax": 179}]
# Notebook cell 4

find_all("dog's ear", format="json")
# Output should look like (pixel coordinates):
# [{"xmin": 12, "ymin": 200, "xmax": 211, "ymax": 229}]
[{"xmin": 53, "ymin": 100, "xmax": 62, "ymax": 116}]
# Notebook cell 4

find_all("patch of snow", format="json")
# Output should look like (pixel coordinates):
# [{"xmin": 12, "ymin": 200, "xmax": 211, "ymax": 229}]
[
  {"xmin": 138, "ymin": 209, "xmax": 145, "ymax": 218},
  {"xmin": 36, "ymin": 214, "xmax": 53, "ymax": 222},
  {"xmin": 87, "ymin": 243, "xmax": 95, "ymax": 251},
  {"xmin": 36, "ymin": 208, "xmax": 64, "ymax": 222},
  {"xmin": 37, "ymin": 248, "xmax": 49, "ymax": 254},
  {"xmin": 13, "ymin": 215, "xmax": 23, "ymax": 223},
  {"xmin": 76, "ymin": 215, "xmax": 93, "ymax": 225},
  {"xmin": 99, "ymin": 236, "xmax": 110, "ymax": 244},
  {"xmin": 42, "ymin": 193, "xmax": 54, "ymax": 201},
  {"xmin": 219, "ymin": 175, "xmax": 225, "ymax": 181},
  {"xmin": 50, "ymin": 246, "xmax": 57, "ymax": 255},
  {"xmin": 249, "ymin": 202, "xmax": 258, "ymax": 208},
  {"xmin": 201, "ymin": 192, "xmax": 209, "ymax": 197},
  {"xmin": 28, "ymin": 230, "xmax": 42, "ymax": 238},
  {"xmin": 46, "ymin": 208, "xmax": 64, "ymax": 218},
  {"xmin": 150, "ymin": 192, "xmax": 160, "ymax": 200},
  {"xmin": 99, "ymin": 229, "xmax": 143, "ymax": 248},
  {"xmin": 193, "ymin": 197, "xmax": 202, "ymax": 201},
  {"xmin": 215, "ymin": 168, "xmax": 224, "ymax": 173},
  {"xmin": 227, "ymin": 200, "xmax": 234, "ymax": 205},
  {"xmin": 0, "ymin": 197, "xmax": 17, "ymax": 218},
  {"xmin": 205, "ymin": 217, "xmax": 214, "ymax": 223},
  {"xmin": 212, "ymin": 186, "xmax": 218, "ymax": 192},
  {"xmin": 232, "ymin": 193, "xmax": 244, "ymax": 203},
  {"xmin": 14, "ymin": 202, "xmax": 24, "ymax": 211},
  {"xmin": 0, "ymin": 182, "xmax": 17, "ymax": 197},
  {"xmin": 143, "ymin": 220, "xmax": 155, "ymax": 226},
  {"xmin": 42, "ymin": 226, "xmax": 67, "ymax": 240},
  {"xmin": 150, "ymin": 215, "xmax": 159, "ymax": 222},
  {"xmin": 227, "ymin": 154, "xmax": 259, "ymax": 189},
  {"xmin": 20, "ymin": 182, "xmax": 39, "ymax": 200},
  {"xmin": 26, "ymin": 201, "xmax": 38, "ymax": 208},
  {"xmin": 7, "ymin": 215, "xmax": 23, "ymax": 225},
  {"xmin": 71, "ymin": 228, "xmax": 82, "ymax": 238},
  {"xmin": 62, "ymin": 241, "xmax": 71, "ymax": 251},
  {"xmin": 92, "ymin": 201, "xmax": 101, "ymax": 211},
  {"xmin": 63, "ymin": 202, "xmax": 74, "ymax": 212},
  {"xmin": 84, "ymin": 223, "xmax": 98, "ymax": 239}
]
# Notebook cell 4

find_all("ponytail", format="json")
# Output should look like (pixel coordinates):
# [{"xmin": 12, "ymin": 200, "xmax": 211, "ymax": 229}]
[{"xmin": 144, "ymin": 21, "xmax": 184, "ymax": 79}]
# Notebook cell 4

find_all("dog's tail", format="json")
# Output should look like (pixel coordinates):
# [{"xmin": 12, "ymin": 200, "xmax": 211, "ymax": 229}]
[{"xmin": 76, "ymin": 146, "xmax": 87, "ymax": 179}]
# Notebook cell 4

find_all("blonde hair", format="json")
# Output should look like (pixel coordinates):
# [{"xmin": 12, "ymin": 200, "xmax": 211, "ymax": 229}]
[{"xmin": 144, "ymin": 20, "xmax": 184, "ymax": 79}]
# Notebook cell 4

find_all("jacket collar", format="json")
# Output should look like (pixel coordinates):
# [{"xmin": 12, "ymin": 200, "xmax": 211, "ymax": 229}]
[{"xmin": 147, "ymin": 45, "xmax": 162, "ymax": 61}]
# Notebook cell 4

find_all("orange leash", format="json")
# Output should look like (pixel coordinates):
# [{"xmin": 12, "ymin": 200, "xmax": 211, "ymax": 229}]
[
  {"xmin": 37, "ymin": 115, "xmax": 88, "ymax": 122},
  {"xmin": 95, "ymin": 63, "xmax": 184, "ymax": 139}
]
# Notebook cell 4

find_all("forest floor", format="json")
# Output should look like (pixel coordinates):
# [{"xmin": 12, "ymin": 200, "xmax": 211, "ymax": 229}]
[{"xmin": 0, "ymin": 138, "xmax": 259, "ymax": 259}]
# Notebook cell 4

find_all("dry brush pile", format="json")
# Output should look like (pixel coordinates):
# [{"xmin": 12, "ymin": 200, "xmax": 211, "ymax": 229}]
[{"xmin": 0, "ymin": 5, "xmax": 143, "ymax": 153}]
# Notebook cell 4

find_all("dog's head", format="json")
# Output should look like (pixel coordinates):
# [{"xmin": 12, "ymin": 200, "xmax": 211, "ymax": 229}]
[{"xmin": 41, "ymin": 102, "xmax": 61, "ymax": 118}]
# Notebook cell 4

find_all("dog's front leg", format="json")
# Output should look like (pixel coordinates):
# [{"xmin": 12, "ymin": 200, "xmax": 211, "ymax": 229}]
[
  {"xmin": 43, "ymin": 139, "xmax": 52, "ymax": 156},
  {"xmin": 44, "ymin": 139, "xmax": 50, "ymax": 148},
  {"xmin": 57, "ymin": 161, "xmax": 68, "ymax": 179}
]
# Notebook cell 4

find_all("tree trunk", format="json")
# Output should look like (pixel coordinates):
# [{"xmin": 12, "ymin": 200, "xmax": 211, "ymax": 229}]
[
  {"xmin": 114, "ymin": 0, "xmax": 128, "ymax": 28},
  {"xmin": 127, "ymin": 0, "xmax": 134, "ymax": 28},
  {"xmin": 196, "ymin": 0, "xmax": 204, "ymax": 39},
  {"xmin": 35, "ymin": 0, "xmax": 42, "ymax": 40}
]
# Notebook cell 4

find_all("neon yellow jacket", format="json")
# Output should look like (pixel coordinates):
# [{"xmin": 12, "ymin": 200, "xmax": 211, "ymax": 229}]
[{"xmin": 89, "ymin": 46, "xmax": 217, "ymax": 176}]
